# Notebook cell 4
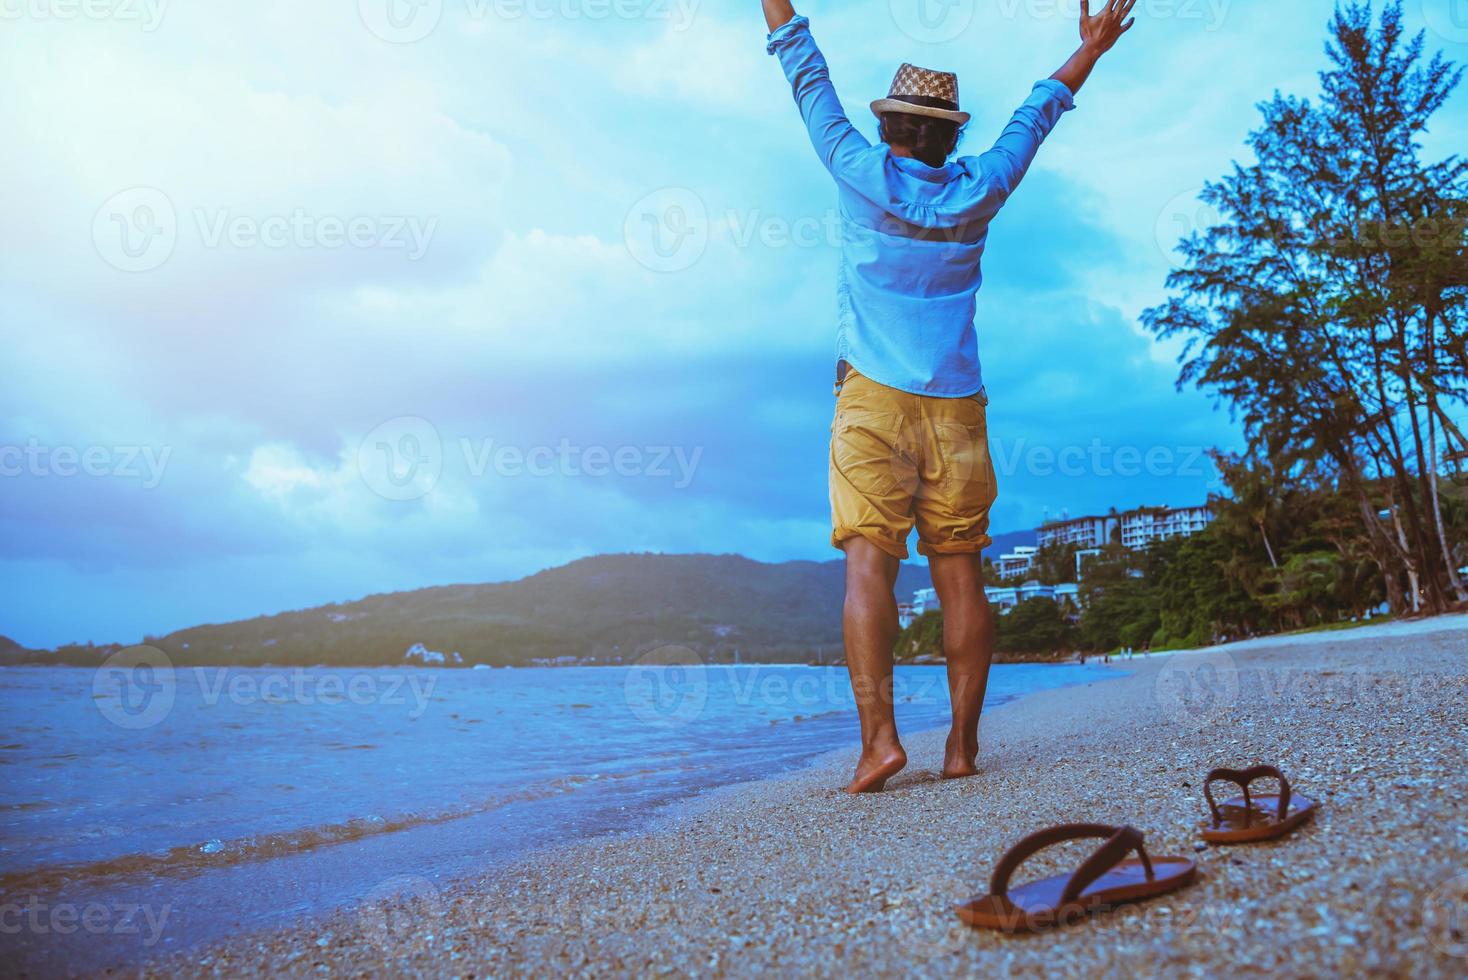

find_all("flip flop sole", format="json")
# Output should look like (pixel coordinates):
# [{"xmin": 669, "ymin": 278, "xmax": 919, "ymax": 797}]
[
  {"xmin": 1199, "ymin": 794, "xmax": 1317, "ymax": 843},
  {"xmin": 956, "ymin": 857, "xmax": 1197, "ymax": 933}
]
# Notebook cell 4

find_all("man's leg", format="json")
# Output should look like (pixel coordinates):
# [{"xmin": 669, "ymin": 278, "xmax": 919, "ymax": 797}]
[
  {"xmin": 928, "ymin": 552, "xmax": 995, "ymax": 779},
  {"xmin": 841, "ymin": 536, "xmax": 907, "ymax": 793}
]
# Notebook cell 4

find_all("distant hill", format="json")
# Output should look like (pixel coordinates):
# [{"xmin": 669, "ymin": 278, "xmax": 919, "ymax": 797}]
[
  {"xmin": 8, "ymin": 538, "xmax": 1037, "ymax": 668},
  {"xmin": 13, "ymin": 555, "xmax": 937, "ymax": 668},
  {"xmin": 0, "ymin": 635, "xmax": 22, "ymax": 653}
]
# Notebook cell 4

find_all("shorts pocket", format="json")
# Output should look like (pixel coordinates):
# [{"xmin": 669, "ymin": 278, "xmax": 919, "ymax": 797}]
[
  {"xmin": 936, "ymin": 421, "xmax": 996, "ymax": 509},
  {"xmin": 832, "ymin": 410, "xmax": 905, "ymax": 499}
]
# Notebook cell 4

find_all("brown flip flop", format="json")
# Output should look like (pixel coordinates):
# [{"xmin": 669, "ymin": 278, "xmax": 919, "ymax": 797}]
[
  {"xmin": 1200, "ymin": 764, "xmax": 1318, "ymax": 844},
  {"xmin": 956, "ymin": 823, "xmax": 1197, "ymax": 933}
]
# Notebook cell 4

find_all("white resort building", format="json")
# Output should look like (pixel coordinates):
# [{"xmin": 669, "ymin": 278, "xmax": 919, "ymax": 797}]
[
  {"xmin": 1036, "ymin": 514, "xmax": 1115, "ymax": 550},
  {"xmin": 911, "ymin": 588, "xmax": 940, "ymax": 616},
  {"xmin": 996, "ymin": 546, "xmax": 1039, "ymax": 579},
  {"xmin": 984, "ymin": 586, "xmax": 1019, "ymax": 614},
  {"xmin": 1038, "ymin": 504, "xmax": 1214, "ymax": 554},
  {"xmin": 897, "ymin": 502, "xmax": 1209, "ymax": 630},
  {"xmin": 1119, "ymin": 505, "xmax": 1214, "ymax": 549},
  {"xmin": 902, "ymin": 580, "xmax": 1083, "ymax": 624}
]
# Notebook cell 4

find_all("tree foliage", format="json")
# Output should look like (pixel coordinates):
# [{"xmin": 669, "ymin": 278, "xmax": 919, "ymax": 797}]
[
  {"xmin": 1143, "ymin": 1, "xmax": 1468, "ymax": 616},
  {"xmin": 997, "ymin": 598, "xmax": 1077, "ymax": 656}
]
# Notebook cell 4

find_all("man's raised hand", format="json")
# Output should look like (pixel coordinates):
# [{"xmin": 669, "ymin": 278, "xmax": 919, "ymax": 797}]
[{"xmin": 1079, "ymin": 0, "xmax": 1137, "ymax": 55}]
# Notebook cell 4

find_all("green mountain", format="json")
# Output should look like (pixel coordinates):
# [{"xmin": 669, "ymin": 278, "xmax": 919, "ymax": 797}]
[{"xmin": 14, "ymin": 554, "xmax": 939, "ymax": 667}]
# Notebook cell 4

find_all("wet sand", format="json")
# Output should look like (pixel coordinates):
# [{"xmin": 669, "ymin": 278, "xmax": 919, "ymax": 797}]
[{"xmin": 157, "ymin": 617, "xmax": 1467, "ymax": 977}]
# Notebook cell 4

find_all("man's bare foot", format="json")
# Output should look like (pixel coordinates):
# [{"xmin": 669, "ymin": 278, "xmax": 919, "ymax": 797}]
[
  {"xmin": 941, "ymin": 730, "xmax": 979, "ymax": 780},
  {"xmin": 845, "ymin": 741, "xmax": 907, "ymax": 793}
]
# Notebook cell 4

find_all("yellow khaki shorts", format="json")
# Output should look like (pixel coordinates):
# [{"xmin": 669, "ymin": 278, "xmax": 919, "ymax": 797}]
[{"xmin": 829, "ymin": 370, "xmax": 998, "ymax": 560}]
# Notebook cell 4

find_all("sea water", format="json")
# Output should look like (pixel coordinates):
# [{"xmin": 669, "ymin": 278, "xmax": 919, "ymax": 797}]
[{"xmin": 0, "ymin": 661, "xmax": 1117, "ymax": 971}]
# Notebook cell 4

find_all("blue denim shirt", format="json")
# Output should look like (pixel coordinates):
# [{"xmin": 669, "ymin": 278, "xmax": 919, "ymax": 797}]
[{"xmin": 767, "ymin": 16, "xmax": 1075, "ymax": 397}]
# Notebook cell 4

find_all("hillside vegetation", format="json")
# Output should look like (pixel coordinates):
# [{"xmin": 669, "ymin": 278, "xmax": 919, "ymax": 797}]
[{"xmin": 9, "ymin": 554, "xmax": 936, "ymax": 668}]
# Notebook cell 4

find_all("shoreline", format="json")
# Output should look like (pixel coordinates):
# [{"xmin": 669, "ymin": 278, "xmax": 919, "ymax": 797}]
[
  {"xmin": 12, "ymin": 609, "xmax": 1460, "ymax": 673},
  {"xmin": 149, "ymin": 615, "xmax": 1467, "ymax": 977},
  {"xmin": 4, "ymin": 663, "xmax": 1113, "ymax": 977}
]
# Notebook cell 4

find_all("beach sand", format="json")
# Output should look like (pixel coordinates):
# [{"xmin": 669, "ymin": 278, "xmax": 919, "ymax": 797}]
[{"xmin": 160, "ymin": 617, "xmax": 1467, "ymax": 978}]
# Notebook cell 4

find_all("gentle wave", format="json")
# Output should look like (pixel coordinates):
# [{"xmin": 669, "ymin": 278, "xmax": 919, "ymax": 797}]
[{"xmin": 0, "ymin": 769, "xmax": 648, "ymax": 895}]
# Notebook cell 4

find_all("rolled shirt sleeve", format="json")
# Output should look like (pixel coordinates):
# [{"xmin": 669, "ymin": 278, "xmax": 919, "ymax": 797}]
[
  {"xmin": 766, "ymin": 15, "xmax": 870, "ymax": 178},
  {"xmin": 763, "ymin": 13, "xmax": 806, "ymax": 53},
  {"xmin": 977, "ymin": 79, "xmax": 1076, "ymax": 200}
]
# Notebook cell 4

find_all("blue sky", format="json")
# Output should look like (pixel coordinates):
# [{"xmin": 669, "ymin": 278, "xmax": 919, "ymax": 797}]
[{"xmin": 2, "ymin": 0, "xmax": 1466, "ymax": 647}]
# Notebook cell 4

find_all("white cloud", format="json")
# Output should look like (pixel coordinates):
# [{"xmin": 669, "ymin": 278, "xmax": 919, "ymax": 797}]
[
  {"xmin": 0, "ymin": 4, "xmax": 512, "ymax": 304},
  {"xmin": 242, "ymin": 443, "xmax": 330, "ymax": 499},
  {"xmin": 613, "ymin": 17, "xmax": 771, "ymax": 114}
]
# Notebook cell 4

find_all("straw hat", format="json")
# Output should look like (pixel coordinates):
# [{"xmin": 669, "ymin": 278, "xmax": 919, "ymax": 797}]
[{"xmin": 870, "ymin": 63, "xmax": 970, "ymax": 125}]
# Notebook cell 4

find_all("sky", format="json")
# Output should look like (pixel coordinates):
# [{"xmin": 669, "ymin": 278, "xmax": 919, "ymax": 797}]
[{"xmin": 2, "ymin": 0, "xmax": 1466, "ymax": 648}]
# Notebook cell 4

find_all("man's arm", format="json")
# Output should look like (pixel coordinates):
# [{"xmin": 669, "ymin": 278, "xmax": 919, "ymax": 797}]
[
  {"xmin": 762, "ymin": 4, "xmax": 870, "ymax": 177},
  {"xmin": 1051, "ymin": 0, "xmax": 1136, "ymax": 95},
  {"xmin": 762, "ymin": 0, "xmax": 794, "ymax": 32},
  {"xmin": 977, "ymin": 0, "xmax": 1137, "ymax": 202}
]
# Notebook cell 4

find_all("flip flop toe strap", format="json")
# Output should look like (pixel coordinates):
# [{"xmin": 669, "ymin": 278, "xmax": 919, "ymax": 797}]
[
  {"xmin": 990, "ymin": 824, "xmax": 1153, "ymax": 906},
  {"xmin": 1203, "ymin": 764, "xmax": 1293, "ymax": 827}
]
